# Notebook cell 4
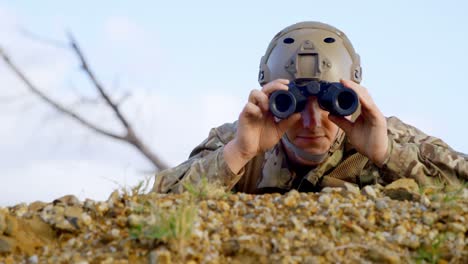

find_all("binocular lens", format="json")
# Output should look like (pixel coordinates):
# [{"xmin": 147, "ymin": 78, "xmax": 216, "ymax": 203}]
[
  {"xmin": 269, "ymin": 91, "xmax": 296, "ymax": 119},
  {"xmin": 337, "ymin": 91, "xmax": 355, "ymax": 110},
  {"xmin": 274, "ymin": 94, "xmax": 293, "ymax": 112},
  {"xmin": 333, "ymin": 89, "xmax": 358, "ymax": 116}
]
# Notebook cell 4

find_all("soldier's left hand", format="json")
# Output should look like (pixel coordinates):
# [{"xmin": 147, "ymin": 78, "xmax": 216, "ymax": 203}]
[{"xmin": 328, "ymin": 79, "xmax": 388, "ymax": 167}]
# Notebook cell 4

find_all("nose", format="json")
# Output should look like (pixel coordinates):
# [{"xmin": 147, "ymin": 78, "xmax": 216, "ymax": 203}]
[{"xmin": 301, "ymin": 98, "xmax": 322, "ymax": 128}]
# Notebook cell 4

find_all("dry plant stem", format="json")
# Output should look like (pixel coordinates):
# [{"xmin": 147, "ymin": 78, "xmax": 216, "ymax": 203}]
[{"xmin": 0, "ymin": 38, "xmax": 168, "ymax": 170}]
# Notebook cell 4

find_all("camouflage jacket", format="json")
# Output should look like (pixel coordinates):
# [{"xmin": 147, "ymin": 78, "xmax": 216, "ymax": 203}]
[{"xmin": 153, "ymin": 117, "xmax": 468, "ymax": 194}]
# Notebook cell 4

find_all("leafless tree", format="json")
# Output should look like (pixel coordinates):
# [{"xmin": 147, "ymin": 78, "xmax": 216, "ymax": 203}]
[{"xmin": 0, "ymin": 32, "xmax": 169, "ymax": 171}]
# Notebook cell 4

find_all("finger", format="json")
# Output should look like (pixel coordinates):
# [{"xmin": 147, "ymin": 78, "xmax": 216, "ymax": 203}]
[
  {"xmin": 242, "ymin": 102, "xmax": 263, "ymax": 120},
  {"xmin": 340, "ymin": 79, "xmax": 381, "ymax": 118},
  {"xmin": 248, "ymin": 89, "xmax": 269, "ymax": 112},
  {"xmin": 328, "ymin": 114, "xmax": 354, "ymax": 134},
  {"xmin": 277, "ymin": 113, "xmax": 301, "ymax": 134},
  {"xmin": 261, "ymin": 79, "xmax": 290, "ymax": 96}
]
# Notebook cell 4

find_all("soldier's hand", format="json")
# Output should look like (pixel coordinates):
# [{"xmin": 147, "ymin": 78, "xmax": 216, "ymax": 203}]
[
  {"xmin": 328, "ymin": 79, "xmax": 389, "ymax": 167},
  {"xmin": 224, "ymin": 79, "xmax": 301, "ymax": 174}
]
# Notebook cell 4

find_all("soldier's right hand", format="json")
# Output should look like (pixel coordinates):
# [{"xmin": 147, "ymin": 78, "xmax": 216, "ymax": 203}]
[{"xmin": 223, "ymin": 79, "xmax": 301, "ymax": 174}]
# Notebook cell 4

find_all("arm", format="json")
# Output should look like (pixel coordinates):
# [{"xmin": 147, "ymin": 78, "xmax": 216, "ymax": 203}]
[
  {"xmin": 380, "ymin": 116, "xmax": 468, "ymax": 185},
  {"xmin": 152, "ymin": 122, "xmax": 244, "ymax": 193},
  {"xmin": 329, "ymin": 80, "xmax": 467, "ymax": 186}
]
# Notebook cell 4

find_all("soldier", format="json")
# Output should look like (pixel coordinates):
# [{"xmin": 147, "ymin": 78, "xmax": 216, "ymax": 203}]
[{"xmin": 153, "ymin": 21, "xmax": 467, "ymax": 194}]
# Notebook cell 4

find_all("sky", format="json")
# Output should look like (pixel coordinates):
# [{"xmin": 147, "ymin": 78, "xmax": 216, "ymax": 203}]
[{"xmin": 1, "ymin": 0, "xmax": 467, "ymax": 206}]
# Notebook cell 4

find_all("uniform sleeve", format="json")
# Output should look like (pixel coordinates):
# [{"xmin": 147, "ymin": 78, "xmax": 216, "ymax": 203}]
[
  {"xmin": 379, "ymin": 116, "xmax": 468, "ymax": 186},
  {"xmin": 152, "ymin": 122, "xmax": 245, "ymax": 193}
]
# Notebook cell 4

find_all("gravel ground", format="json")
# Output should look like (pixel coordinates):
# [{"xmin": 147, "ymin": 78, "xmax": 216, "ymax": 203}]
[{"xmin": 0, "ymin": 179, "xmax": 467, "ymax": 263}]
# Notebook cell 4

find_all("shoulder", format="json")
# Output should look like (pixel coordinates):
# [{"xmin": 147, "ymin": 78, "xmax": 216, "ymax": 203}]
[
  {"xmin": 207, "ymin": 121, "xmax": 238, "ymax": 144},
  {"xmin": 385, "ymin": 116, "xmax": 449, "ymax": 147},
  {"xmin": 188, "ymin": 121, "xmax": 238, "ymax": 157},
  {"xmin": 385, "ymin": 116, "xmax": 427, "ymax": 140},
  {"xmin": 386, "ymin": 116, "xmax": 416, "ymax": 132}
]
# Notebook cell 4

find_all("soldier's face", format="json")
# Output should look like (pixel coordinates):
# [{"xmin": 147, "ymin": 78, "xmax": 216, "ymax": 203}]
[{"xmin": 284, "ymin": 97, "xmax": 339, "ymax": 164}]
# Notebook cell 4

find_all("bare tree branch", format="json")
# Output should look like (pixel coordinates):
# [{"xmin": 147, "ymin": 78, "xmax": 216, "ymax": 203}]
[
  {"xmin": 0, "ymin": 39, "xmax": 169, "ymax": 171},
  {"xmin": 19, "ymin": 27, "xmax": 68, "ymax": 49},
  {"xmin": 0, "ymin": 47, "xmax": 125, "ymax": 141},
  {"xmin": 67, "ymin": 33, "xmax": 133, "ymax": 130},
  {"xmin": 66, "ymin": 33, "xmax": 169, "ymax": 171}
]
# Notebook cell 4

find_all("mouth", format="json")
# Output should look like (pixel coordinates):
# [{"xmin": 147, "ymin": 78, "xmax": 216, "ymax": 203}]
[
  {"xmin": 293, "ymin": 135, "xmax": 326, "ymax": 147},
  {"xmin": 296, "ymin": 135, "xmax": 325, "ymax": 139}
]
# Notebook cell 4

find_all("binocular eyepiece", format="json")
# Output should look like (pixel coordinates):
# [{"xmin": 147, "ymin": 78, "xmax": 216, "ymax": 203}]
[{"xmin": 269, "ymin": 81, "xmax": 359, "ymax": 119}]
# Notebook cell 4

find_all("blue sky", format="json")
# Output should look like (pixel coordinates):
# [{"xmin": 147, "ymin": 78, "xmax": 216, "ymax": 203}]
[{"xmin": 1, "ymin": 0, "xmax": 467, "ymax": 205}]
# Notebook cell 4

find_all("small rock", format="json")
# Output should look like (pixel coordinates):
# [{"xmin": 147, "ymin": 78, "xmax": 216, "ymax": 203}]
[
  {"xmin": 0, "ymin": 235, "xmax": 16, "ymax": 254},
  {"xmin": 344, "ymin": 183, "xmax": 360, "ymax": 195},
  {"xmin": 110, "ymin": 228, "xmax": 120, "ymax": 238},
  {"xmin": 28, "ymin": 201, "xmax": 47, "ymax": 212},
  {"xmin": 206, "ymin": 200, "xmax": 217, "ymax": 210},
  {"xmin": 420, "ymin": 195, "xmax": 431, "ymax": 207},
  {"xmin": 83, "ymin": 199, "xmax": 95, "ymax": 211},
  {"xmin": 96, "ymin": 202, "xmax": 109, "ymax": 214},
  {"xmin": 10, "ymin": 204, "xmax": 28, "ymax": 218},
  {"xmin": 448, "ymin": 222, "xmax": 466, "ymax": 233},
  {"xmin": 362, "ymin": 185, "xmax": 377, "ymax": 199},
  {"xmin": 106, "ymin": 190, "xmax": 120, "ymax": 205},
  {"xmin": 383, "ymin": 178, "xmax": 420, "ymax": 201},
  {"xmin": 55, "ymin": 218, "xmax": 78, "ymax": 232},
  {"xmin": 159, "ymin": 199, "xmax": 174, "ymax": 208},
  {"xmin": 346, "ymin": 222, "xmax": 365, "ymax": 234},
  {"xmin": 321, "ymin": 187, "xmax": 342, "ymax": 193},
  {"xmin": 375, "ymin": 199, "xmax": 388, "ymax": 210},
  {"xmin": 283, "ymin": 195, "xmax": 298, "ymax": 208},
  {"xmin": 222, "ymin": 239, "xmax": 240, "ymax": 256},
  {"xmin": 81, "ymin": 213, "xmax": 92, "ymax": 226},
  {"xmin": 53, "ymin": 195, "xmax": 80, "ymax": 206},
  {"xmin": 0, "ymin": 212, "xmax": 5, "ymax": 234},
  {"xmin": 64, "ymin": 206, "xmax": 83, "ymax": 219},
  {"xmin": 413, "ymin": 224, "xmax": 423, "ymax": 235},
  {"xmin": 149, "ymin": 248, "xmax": 171, "ymax": 264},
  {"xmin": 368, "ymin": 246, "xmax": 400, "ymax": 264},
  {"xmin": 28, "ymin": 255, "xmax": 38, "ymax": 264},
  {"xmin": 128, "ymin": 214, "xmax": 143, "ymax": 227},
  {"xmin": 462, "ymin": 188, "xmax": 468, "ymax": 200},
  {"xmin": 100, "ymin": 257, "xmax": 114, "ymax": 264},
  {"xmin": 318, "ymin": 194, "xmax": 331, "ymax": 207},
  {"xmin": 4, "ymin": 215, "xmax": 17, "ymax": 236},
  {"xmin": 422, "ymin": 212, "xmax": 438, "ymax": 225},
  {"xmin": 394, "ymin": 225, "xmax": 407, "ymax": 236},
  {"xmin": 218, "ymin": 201, "xmax": 230, "ymax": 211}
]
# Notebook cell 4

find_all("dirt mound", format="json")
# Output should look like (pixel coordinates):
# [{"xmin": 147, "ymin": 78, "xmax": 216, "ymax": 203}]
[{"xmin": 1, "ymin": 180, "xmax": 467, "ymax": 263}]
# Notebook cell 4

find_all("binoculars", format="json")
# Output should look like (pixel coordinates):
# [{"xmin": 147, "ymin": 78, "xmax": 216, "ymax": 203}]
[{"xmin": 269, "ymin": 81, "xmax": 359, "ymax": 119}]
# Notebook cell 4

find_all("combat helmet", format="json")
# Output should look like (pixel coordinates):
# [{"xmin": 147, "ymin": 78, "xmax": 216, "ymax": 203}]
[{"xmin": 258, "ymin": 21, "xmax": 362, "ymax": 85}]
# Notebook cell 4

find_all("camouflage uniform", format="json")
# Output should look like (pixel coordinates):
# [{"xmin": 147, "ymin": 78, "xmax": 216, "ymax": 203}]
[{"xmin": 153, "ymin": 116, "xmax": 468, "ymax": 194}]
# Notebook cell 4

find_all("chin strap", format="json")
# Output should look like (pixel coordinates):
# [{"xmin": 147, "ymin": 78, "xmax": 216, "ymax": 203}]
[{"xmin": 281, "ymin": 135, "xmax": 328, "ymax": 163}]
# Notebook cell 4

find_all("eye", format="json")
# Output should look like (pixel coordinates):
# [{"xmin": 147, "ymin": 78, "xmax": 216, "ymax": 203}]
[
  {"xmin": 283, "ymin": 37, "xmax": 295, "ymax": 44},
  {"xmin": 323, "ymin": 37, "xmax": 335, "ymax": 43}
]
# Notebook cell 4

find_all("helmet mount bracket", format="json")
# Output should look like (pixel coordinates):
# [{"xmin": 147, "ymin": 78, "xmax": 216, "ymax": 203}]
[{"xmin": 285, "ymin": 40, "xmax": 331, "ymax": 81}]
